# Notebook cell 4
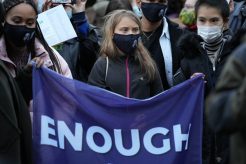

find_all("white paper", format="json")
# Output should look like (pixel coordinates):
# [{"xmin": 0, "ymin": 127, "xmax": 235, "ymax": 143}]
[{"xmin": 37, "ymin": 5, "xmax": 77, "ymax": 46}]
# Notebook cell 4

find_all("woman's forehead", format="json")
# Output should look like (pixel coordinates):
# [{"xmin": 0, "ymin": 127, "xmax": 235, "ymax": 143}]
[
  {"xmin": 116, "ymin": 17, "xmax": 139, "ymax": 27},
  {"xmin": 197, "ymin": 5, "xmax": 222, "ymax": 17}
]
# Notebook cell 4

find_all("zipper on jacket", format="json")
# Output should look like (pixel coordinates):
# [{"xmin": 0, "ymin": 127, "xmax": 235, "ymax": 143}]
[{"xmin": 125, "ymin": 56, "xmax": 130, "ymax": 98}]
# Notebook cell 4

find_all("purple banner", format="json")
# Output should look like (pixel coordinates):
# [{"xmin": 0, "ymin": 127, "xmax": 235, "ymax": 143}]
[{"xmin": 33, "ymin": 67, "xmax": 204, "ymax": 164}]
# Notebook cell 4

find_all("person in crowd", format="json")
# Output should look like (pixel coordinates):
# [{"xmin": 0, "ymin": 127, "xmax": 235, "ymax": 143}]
[
  {"xmin": 174, "ymin": 33, "xmax": 216, "ymax": 164},
  {"xmin": 131, "ymin": 0, "xmax": 142, "ymax": 18},
  {"xmin": 179, "ymin": 0, "xmax": 197, "ymax": 31},
  {"xmin": 0, "ymin": 0, "xmax": 72, "ymax": 103},
  {"xmin": 41, "ymin": 0, "xmax": 101, "ymax": 82},
  {"xmin": 223, "ymin": 0, "xmax": 234, "ymax": 36},
  {"xmin": 195, "ymin": 0, "xmax": 232, "ymax": 84},
  {"xmin": 179, "ymin": 0, "xmax": 233, "ymax": 33},
  {"xmin": 88, "ymin": 10, "xmax": 163, "ymax": 99},
  {"xmin": 228, "ymin": 0, "xmax": 234, "ymax": 13},
  {"xmin": 87, "ymin": 0, "xmax": 109, "ymax": 27},
  {"xmin": 106, "ymin": 0, "xmax": 145, "ymax": 26},
  {"xmin": 173, "ymin": 0, "xmax": 234, "ymax": 163},
  {"xmin": 105, "ymin": 0, "xmax": 132, "ymax": 15},
  {"xmin": 0, "ymin": 60, "xmax": 32, "ymax": 164},
  {"xmin": 166, "ymin": 0, "xmax": 184, "ymax": 18},
  {"xmin": 206, "ymin": 40, "xmax": 246, "ymax": 164},
  {"xmin": 166, "ymin": 0, "xmax": 186, "ymax": 27},
  {"xmin": 174, "ymin": 0, "xmax": 232, "ymax": 86},
  {"xmin": 136, "ymin": 0, "xmax": 187, "ymax": 90},
  {"xmin": 0, "ymin": 1, "xmax": 30, "ymax": 163},
  {"xmin": 229, "ymin": 0, "xmax": 246, "ymax": 33}
]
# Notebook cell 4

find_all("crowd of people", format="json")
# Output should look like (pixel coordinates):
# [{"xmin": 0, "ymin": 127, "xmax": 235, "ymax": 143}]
[{"xmin": 1, "ymin": 0, "xmax": 246, "ymax": 163}]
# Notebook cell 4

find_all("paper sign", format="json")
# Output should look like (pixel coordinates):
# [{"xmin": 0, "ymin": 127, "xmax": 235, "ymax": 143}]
[{"xmin": 37, "ymin": 5, "xmax": 77, "ymax": 46}]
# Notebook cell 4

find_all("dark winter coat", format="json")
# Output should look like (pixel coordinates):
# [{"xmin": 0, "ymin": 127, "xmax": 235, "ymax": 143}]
[
  {"xmin": 173, "ymin": 33, "xmax": 213, "ymax": 93},
  {"xmin": 0, "ymin": 60, "xmax": 32, "ymax": 164},
  {"xmin": 142, "ymin": 18, "xmax": 187, "ymax": 90},
  {"xmin": 173, "ymin": 32, "xmax": 232, "ymax": 93},
  {"xmin": 173, "ymin": 32, "xmax": 234, "ymax": 164},
  {"xmin": 206, "ymin": 43, "xmax": 246, "ymax": 164},
  {"xmin": 57, "ymin": 24, "xmax": 101, "ymax": 82},
  {"xmin": 88, "ymin": 56, "xmax": 163, "ymax": 99}
]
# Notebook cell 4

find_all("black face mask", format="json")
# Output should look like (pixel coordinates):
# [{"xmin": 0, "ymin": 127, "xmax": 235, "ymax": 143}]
[
  {"xmin": 141, "ymin": 2, "xmax": 167, "ymax": 22},
  {"xmin": 113, "ymin": 33, "xmax": 141, "ymax": 55},
  {"xmin": 3, "ymin": 22, "xmax": 36, "ymax": 47}
]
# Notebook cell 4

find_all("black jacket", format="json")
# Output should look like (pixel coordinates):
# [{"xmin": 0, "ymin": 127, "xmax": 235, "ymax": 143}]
[
  {"xmin": 206, "ymin": 43, "xmax": 246, "ymax": 164},
  {"xmin": 88, "ymin": 56, "xmax": 163, "ymax": 99},
  {"xmin": 173, "ymin": 32, "xmax": 234, "ymax": 164},
  {"xmin": 142, "ymin": 18, "xmax": 186, "ymax": 90},
  {"xmin": 174, "ymin": 32, "xmax": 233, "ymax": 92},
  {"xmin": 173, "ymin": 33, "xmax": 213, "ymax": 93},
  {"xmin": 57, "ymin": 23, "xmax": 101, "ymax": 82},
  {"xmin": 0, "ymin": 61, "xmax": 32, "ymax": 164}
]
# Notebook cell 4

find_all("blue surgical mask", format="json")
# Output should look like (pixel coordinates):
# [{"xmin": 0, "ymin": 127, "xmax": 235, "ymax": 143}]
[
  {"xmin": 37, "ymin": 0, "xmax": 44, "ymax": 13},
  {"xmin": 113, "ymin": 33, "xmax": 141, "ymax": 55},
  {"xmin": 66, "ymin": 10, "xmax": 72, "ymax": 19},
  {"xmin": 132, "ymin": 5, "xmax": 142, "ymax": 18},
  {"xmin": 141, "ymin": 2, "xmax": 167, "ymax": 22},
  {"xmin": 197, "ymin": 25, "xmax": 223, "ymax": 43}
]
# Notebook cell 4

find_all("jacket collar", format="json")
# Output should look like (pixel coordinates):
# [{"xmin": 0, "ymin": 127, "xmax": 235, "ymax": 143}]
[{"xmin": 160, "ymin": 17, "xmax": 170, "ymax": 40}]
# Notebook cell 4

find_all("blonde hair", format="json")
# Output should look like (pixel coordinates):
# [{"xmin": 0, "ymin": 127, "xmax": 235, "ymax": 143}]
[{"xmin": 100, "ymin": 9, "xmax": 157, "ymax": 81}]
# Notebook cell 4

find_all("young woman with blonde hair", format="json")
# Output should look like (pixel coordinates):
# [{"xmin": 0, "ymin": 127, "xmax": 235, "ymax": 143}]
[{"xmin": 89, "ymin": 9, "xmax": 163, "ymax": 99}]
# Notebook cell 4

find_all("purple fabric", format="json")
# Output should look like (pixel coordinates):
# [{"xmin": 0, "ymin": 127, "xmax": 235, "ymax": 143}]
[{"xmin": 33, "ymin": 67, "xmax": 204, "ymax": 164}]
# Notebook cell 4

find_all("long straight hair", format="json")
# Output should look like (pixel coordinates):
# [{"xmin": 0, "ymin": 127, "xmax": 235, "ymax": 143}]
[{"xmin": 101, "ymin": 9, "xmax": 157, "ymax": 81}]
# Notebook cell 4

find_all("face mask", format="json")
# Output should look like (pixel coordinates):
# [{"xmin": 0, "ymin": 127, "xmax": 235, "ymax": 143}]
[
  {"xmin": 197, "ymin": 25, "xmax": 223, "ymax": 43},
  {"xmin": 179, "ymin": 9, "xmax": 195, "ymax": 26},
  {"xmin": 113, "ymin": 33, "xmax": 141, "ymax": 55},
  {"xmin": 132, "ymin": 5, "xmax": 142, "ymax": 18},
  {"xmin": 3, "ymin": 22, "xmax": 36, "ymax": 47},
  {"xmin": 37, "ymin": 0, "xmax": 44, "ymax": 13},
  {"xmin": 66, "ymin": 10, "xmax": 72, "ymax": 19},
  {"xmin": 141, "ymin": 2, "xmax": 167, "ymax": 22}
]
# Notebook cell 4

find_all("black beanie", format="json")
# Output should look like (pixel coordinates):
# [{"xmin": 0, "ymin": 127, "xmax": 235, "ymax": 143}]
[{"xmin": 3, "ymin": 0, "xmax": 37, "ymax": 14}]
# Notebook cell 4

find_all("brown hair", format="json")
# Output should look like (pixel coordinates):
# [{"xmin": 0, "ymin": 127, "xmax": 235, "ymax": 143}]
[{"xmin": 100, "ymin": 9, "xmax": 157, "ymax": 81}]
